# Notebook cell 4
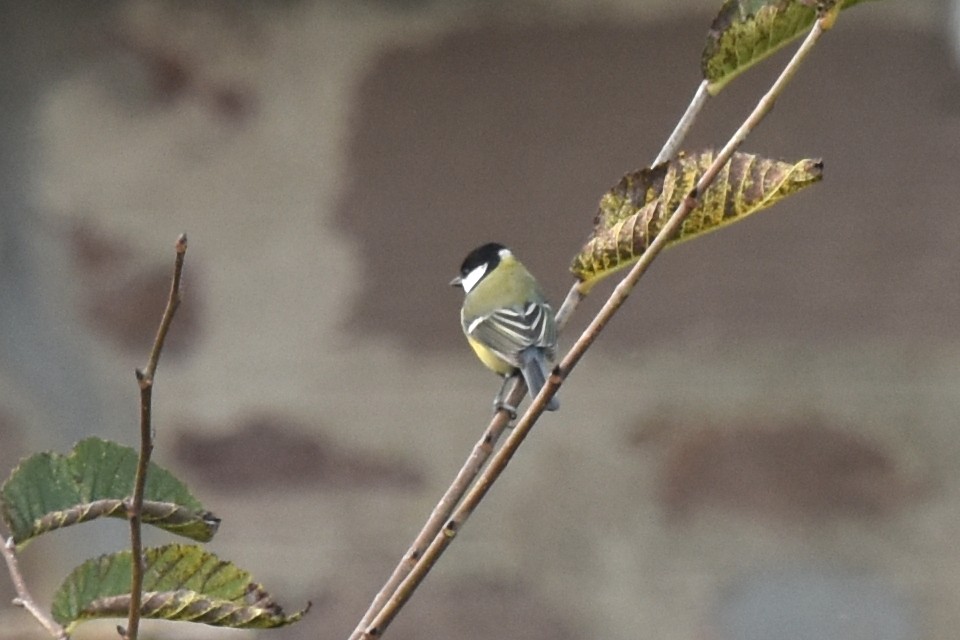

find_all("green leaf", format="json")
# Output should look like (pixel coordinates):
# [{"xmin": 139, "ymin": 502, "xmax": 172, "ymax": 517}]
[
  {"xmin": 1, "ymin": 437, "xmax": 219, "ymax": 545},
  {"xmin": 702, "ymin": 0, "xmax": 877, "ymax": 94},
  {"xmin": 570, "ymin": 150, "xmax": 823, "ymax": 289},
  {"xmin": 52, "ymin": 544, "xmax": 309, "ymax": 631}
]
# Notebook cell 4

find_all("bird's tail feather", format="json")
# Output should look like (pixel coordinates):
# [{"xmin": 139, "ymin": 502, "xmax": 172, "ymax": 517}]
[{"xmin": 519, "ymin": 347, "xmax": 559, "ymax": 411}]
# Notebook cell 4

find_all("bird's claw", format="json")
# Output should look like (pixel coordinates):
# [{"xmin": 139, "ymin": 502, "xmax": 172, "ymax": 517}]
[{"xmin": 493, "ymin": 401, "xmax": 517, "ymax": 420}]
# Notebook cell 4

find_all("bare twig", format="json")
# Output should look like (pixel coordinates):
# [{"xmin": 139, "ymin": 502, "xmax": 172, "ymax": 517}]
[
  {"xmin": 2, "ymin": 537, "xmax": 68, "ymax": 639},
  {"xmin": 552, "ymin": 282, "xmax": 584, "ymax": 330},
  {"xmin": 654, "ymin": 80, "xmax": 711, "ymax": 166},
  {"xmin": 353, "ymin": 12, "xmax": 833, "ymax": 639},
  {"xmin": 140, "ymin": 233, "xmax": 188, "ymax": 382},
  {"xmin": 124, "ymin": 234, "xmax": 187, "ymax": 640}
]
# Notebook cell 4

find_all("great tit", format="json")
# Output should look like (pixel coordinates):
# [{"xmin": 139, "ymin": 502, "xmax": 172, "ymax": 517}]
[{"xmin": 451, "ymin": 242, "xmax": 559, "ymax": 413}]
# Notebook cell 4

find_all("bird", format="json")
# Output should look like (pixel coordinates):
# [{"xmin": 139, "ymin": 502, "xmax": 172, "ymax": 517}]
[{"xmin": 451, "ymin": 242, "xmax": 559, "ymax": 414}]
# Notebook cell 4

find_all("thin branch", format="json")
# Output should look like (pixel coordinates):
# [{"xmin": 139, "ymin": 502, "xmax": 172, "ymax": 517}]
[
  {"xmin": 553, "ymin": 281, "xmax": 584, "ymax": 331},
  {"xmin": 141, "ymin": 233, "xmax": 188, "ymax": 382},
  {"xmin": 2, "ymin": 537, "xmax": 68, "ymax": 639},
  {"xmin": 353, "ymin": 13, "xmax": 832, "ymax": 639},
  {"xmin": 654, "ymin": 80, "xmax": 711, "ymax": 166},
  {"xmin": 124, "ymin": 233, "xmax": 187, "ymax": 640},
  {"xmin": 347, "ymin": 398, "xmax": 517, "ymax": 638}
]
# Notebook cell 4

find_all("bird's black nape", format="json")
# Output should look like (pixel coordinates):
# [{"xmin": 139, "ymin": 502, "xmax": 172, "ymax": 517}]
[{"xmin": 459, "ymin": 242, "xmax": 506, "ymax": 276}]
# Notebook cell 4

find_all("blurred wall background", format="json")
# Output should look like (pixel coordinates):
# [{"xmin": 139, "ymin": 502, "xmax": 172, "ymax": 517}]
[{"xmin": 1, "ymin": 1, "xmax": 958, "ymax": 639}]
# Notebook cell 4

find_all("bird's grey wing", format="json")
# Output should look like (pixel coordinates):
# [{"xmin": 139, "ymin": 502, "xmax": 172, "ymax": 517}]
[{"xmin": 466, "ymin": 301, "xmax": 555, "ymax": 367}]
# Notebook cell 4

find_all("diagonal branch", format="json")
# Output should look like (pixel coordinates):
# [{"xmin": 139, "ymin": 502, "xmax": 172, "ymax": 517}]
[{"xmin": 347, "ymin": 402, "xmax": 516, "ymax": 638}]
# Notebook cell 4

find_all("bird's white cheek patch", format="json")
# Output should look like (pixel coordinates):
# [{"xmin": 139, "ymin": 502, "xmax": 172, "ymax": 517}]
[{"xmin": 461, "ymin": 263, "xmax": 487, "ymax": 293}]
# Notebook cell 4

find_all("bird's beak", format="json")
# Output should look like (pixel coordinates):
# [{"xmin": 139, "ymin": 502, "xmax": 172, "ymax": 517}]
[{"xmin": 450, "ymin": 276, "xmax": 463, "ymax": 288}]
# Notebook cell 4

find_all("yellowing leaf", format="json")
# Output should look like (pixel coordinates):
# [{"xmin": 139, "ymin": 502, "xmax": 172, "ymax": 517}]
[
  {"xmin": 570, "ymin": 150, "xmax": 822, "ymax": 289},
  {"xmin": 702, "ymin": 0, "xmax": 877, "ymax": 94}
]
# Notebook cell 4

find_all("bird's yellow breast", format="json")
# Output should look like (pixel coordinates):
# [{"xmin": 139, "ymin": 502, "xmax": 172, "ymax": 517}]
[{"xmin": 466, "ymin": 335, "xmax": 515, "ymax": 376}]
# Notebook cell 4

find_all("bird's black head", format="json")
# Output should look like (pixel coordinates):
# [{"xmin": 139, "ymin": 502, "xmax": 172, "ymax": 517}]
[
  {"xmin": 452, "ymin": 242, "xmax": 509, "ymax": 292},
  {"xmin": 460, "ymin": 242, "xmax": 506, "ymax": 275}
]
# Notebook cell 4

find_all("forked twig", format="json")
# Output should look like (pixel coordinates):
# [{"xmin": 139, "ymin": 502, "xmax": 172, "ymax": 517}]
[
  {"xmin": 1, "ymin": 537, "xmax": 67, "ymax": 639},
  {"xmin": 352, "ymin": 8, "xmax": 836, "ymax": 638}
]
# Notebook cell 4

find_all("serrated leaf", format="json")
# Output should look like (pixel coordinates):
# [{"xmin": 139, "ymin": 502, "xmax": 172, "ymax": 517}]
[
  {"xmin": 702, "ymin": 0, "xmax": 876, "ymax": 94},
  {"xmin": 570, "ymin": 150, "xmax": 822, "ymax": 289},
  {"xmin": 52, "ymin": 544, "xmax": 308, "ymax": 631},
  {"xmin": 1, "ymin": 437, "xmax": 219, "ymax": 545}
]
